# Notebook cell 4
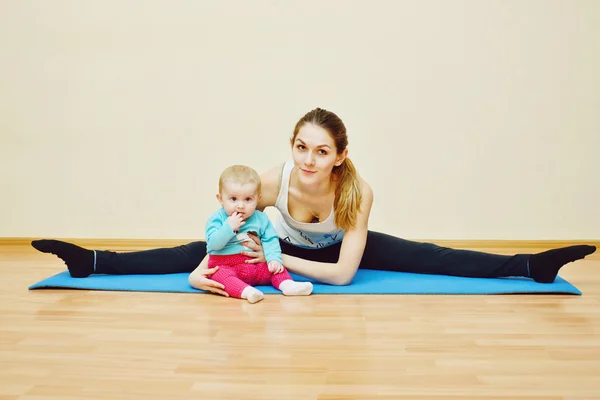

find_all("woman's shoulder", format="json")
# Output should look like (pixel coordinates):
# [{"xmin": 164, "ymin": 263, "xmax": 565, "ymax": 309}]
[
  {"xmin": 260, "ymin": 161, "xmax": 286, "ymax": 183},
  {"xmin": 357, "ymin": 175, "xmax": 374, "ymax": 208},
  {"xmin": 257, "ymin": 161, "xmax": 287, "ymax": 210}
]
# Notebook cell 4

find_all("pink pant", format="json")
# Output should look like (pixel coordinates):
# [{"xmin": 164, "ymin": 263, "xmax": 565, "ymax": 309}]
[{"xmin": 208, "ymin": 254, "xmax": 292, "ymax": 298}]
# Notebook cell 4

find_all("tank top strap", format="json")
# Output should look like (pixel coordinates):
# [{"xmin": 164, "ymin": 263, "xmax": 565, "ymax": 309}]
[{"xmin": 274, "ymin": 160, "xmax": 294, "ymax": 211}]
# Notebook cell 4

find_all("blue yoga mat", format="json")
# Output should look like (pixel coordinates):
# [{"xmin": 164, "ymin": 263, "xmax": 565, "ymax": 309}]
[{"xmin": 28, "ymin": 269, "xmax": 581, "ymax": 295}]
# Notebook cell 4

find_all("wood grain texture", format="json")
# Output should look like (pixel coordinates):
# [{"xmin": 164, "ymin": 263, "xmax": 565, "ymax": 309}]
[{"xmin": 1, "ymin": 240, "xmax": 599, "ymax": 399}]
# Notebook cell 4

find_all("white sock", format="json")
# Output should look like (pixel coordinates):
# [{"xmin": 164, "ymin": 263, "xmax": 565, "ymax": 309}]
[
  {"xmin": 279, "ymin": 280, "xmax": 313, "ymax": 296},
  {"xmin": 241, "ymin": 286, "xmax": 264, "ymax": 304}
]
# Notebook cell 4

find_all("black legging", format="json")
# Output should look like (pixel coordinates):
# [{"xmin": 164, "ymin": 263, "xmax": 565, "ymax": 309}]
[{"xmin": 95, "ymin": 230, "xmax": 529, "ymax": 278}]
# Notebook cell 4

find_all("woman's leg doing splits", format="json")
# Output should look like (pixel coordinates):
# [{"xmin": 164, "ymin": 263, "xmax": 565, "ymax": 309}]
[{"xmin": 31, "ymin": 239, "xmax": 207, "ymax": 277}]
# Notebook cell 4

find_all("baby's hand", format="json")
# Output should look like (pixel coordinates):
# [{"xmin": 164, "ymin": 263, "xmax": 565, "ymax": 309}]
[
  {"xmin": 227, "ymin": 212, "xmax": 245, "ymax": 231},
  {"xmin": 268, "ymin": 260, "xmax": 284, "ymax": 274}
]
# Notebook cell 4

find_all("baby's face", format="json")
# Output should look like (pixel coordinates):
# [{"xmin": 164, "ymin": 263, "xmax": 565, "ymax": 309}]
[{"xmin": 217, "ymin": 181, "xmax": 260, "ymax": 220}]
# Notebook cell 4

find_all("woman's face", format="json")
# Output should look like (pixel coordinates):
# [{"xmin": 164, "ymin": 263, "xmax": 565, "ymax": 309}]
[{"xmin": 291, "ymin": 123, "xmax": 346, "ymax": 185}]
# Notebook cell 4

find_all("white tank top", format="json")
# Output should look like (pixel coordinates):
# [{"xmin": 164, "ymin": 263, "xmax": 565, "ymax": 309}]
[{"xmin": 273, "ymin": 160, "xmax": 345, "ymax": 249}]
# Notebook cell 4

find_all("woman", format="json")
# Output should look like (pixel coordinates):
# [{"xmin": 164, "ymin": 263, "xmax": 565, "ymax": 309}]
[{"xmin": 32, "ymin": 108, "xmax": 596, "ymax": 297}]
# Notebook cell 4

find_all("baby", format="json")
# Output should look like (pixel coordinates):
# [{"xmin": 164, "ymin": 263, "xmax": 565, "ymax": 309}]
[{"xmin": 205, "ymin": 164, "xmax": 313, "ymax": 303}]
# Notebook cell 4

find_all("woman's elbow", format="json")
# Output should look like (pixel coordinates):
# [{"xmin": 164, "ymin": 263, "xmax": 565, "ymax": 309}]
[
  {"xmin": 188, "ymin": 272, "xmax": 201, "ymax": 289},
  {"xmin": 328, "ymin": 272, "xmax": 355, "ymax": 286},
  {"xmin": 327, "ymin": 263, "xmax": 357, "ymax": 286},
  {"xmin": 187, "ymin": 265, "xmax": 206, "ymax": 289}
]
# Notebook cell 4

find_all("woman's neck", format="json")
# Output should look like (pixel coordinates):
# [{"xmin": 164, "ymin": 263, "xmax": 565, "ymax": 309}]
[{"xmin": 292, "ymin": 168, "xmax": 333, "ymax": 197}]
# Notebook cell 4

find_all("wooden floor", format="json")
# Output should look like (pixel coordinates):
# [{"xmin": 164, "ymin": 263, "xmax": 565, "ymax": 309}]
[{"xmin": 1, "ymin": 241, "xmax": 600, "ymax": 400}]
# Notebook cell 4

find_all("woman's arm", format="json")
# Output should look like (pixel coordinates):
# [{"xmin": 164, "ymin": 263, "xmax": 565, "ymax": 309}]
[
  {"xmin": 282, "ymin": 180, "xmax": 374, "ymax": 285},
  {"xmin": 238, "ymin": 163, "xmax": 283, "ymax": 263},
  {"xmin": 256, "ymin": 162, "xmax": 284, "ymax": 211}
]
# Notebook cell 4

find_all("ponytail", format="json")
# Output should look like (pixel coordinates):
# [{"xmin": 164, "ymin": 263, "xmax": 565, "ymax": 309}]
[{"xmin": 333, "ymin": 158, "xmax": 362, "ymax": 231}]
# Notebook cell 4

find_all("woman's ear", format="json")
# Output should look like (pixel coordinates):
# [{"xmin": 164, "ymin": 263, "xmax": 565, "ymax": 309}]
[{"xmin": 335, "ymin": 149, "xmax": 348, "ymax": 166}]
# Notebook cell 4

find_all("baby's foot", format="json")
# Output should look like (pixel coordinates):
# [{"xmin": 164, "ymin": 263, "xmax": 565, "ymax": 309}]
[
  {"xmin": 241, "ymin": 286, "xmax": 264, "ymax": 303},
  {"xmin": 279, "ymin": 280, "xmax": 313, "ymax": 296}
]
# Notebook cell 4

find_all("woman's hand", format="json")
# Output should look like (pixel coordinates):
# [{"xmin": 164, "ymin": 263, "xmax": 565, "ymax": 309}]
[
  {"xmin": 188, "ymin": 264, "xmax": 229, "ymax": 297},
  {"xmin": 240, "ymin": 232, "xmax": 266, "ymax": 264}
]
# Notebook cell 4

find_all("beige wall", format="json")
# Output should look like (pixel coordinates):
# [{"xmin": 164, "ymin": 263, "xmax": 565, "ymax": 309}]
[{"xmin": 1, "ymin": 0, "xmax": 599, "ymax": 240}]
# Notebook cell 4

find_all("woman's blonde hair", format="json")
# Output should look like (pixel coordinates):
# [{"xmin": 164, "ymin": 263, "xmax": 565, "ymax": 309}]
[{"xmin": 291, "ymin": 108, "xmax": 362, "ymax": 231}]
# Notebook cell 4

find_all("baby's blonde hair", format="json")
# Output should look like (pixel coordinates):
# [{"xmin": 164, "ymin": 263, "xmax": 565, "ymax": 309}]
[{"xmin": 218, "ymin": 165, "xmax": 262, "ymax": 194}]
